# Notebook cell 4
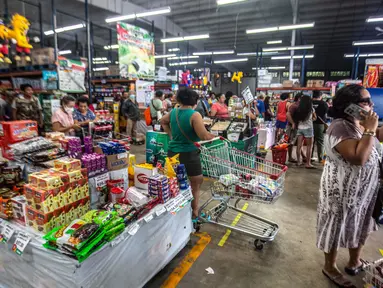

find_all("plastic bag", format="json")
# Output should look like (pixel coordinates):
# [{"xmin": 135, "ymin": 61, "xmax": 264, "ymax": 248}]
[{"xmin": 137, "ymin": 120, "xmax": 149, "ymax": 135}]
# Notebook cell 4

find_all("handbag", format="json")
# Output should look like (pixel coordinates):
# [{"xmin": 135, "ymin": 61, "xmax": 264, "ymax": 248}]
[{"xmin": 373, "ymin": 161, "xmax": 383, "ymax": 225}]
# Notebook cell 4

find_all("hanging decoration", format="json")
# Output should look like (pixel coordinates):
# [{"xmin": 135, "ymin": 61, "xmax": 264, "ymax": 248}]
[
  {"xmin": 231, "ymin": 71, "xmax": 243, "ymax": 83},
  {"xmin": 0, "ymin": 20, "xmax": 11, "ymax": 64},
  {"xmin": 8, "ymin": 14, "xmax": 33, "ymax": 62}
]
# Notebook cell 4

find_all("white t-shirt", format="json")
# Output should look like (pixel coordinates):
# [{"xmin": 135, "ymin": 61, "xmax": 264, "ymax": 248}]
[{"xmin": 298, "ymin": 109, "xmax": 314, "ymax": 130}]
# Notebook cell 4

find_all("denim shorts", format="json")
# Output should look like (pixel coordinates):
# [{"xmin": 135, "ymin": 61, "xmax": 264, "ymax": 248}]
[{"xmin": 297, "ymin": 128, "xmax": 314, "ymax": 138}]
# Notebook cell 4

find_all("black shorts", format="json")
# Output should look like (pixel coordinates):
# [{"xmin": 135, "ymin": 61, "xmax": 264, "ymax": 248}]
[{"xmin": 168, "ymin": 150, "xmax": 202, "ymax": 177}]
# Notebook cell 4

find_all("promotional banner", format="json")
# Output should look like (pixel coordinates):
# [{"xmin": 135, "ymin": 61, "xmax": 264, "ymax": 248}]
[
  {"xmin": 363, "ymin": 58, "xmax": 383, "ymax": 88},
  {"xmin": 58, "ymin": 56, "xmax": 86, "ymax": 93},
  {"xmin": 136, "ymin": 80, "xmax": 154, "ymax": 106},
  {"xmin": 117, "ymin": 22, "xmax": 155, "ymax": 80}
]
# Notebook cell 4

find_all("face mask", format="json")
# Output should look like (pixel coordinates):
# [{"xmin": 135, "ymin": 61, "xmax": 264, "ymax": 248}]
[
  {"xmin": 65, "ymin": 106, "xmax": 74, "ymax": 113},
  {"xmin": 129, "ymin": 95, "xmax": 136, "ymax": 100}
]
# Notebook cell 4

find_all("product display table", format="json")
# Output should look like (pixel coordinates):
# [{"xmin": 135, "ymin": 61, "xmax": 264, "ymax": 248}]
[{"xmin": 0, "ymin": 203, "xmax": 192, "ymax": 288}]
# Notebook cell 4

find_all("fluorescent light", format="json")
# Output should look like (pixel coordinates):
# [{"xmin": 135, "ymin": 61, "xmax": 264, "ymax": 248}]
[
  {"xmin": 105, "ymin": 14, "xmax": 136, "ymax": 23},
  {"xmin": 217, "ymin": 0, "xmax": 247, "ymax": 5},
  {"xmin": 93, "ymin": 60, "xmax": 111, "ymax": 64},
  {"xmin": 213, "ymin": 50, "xmax": 234, "ymax": 55},
  {"xmin": 263, "ymin": 45, "xmax": 314, "ymax": 52},
  {"xmin": 263, "ymin": 47, "xmax": 288, "ymax": 52},
  {"xmin": 183, "ymin": 34, "xmax": 209, "ymax": 41},
  {"xmin": 279, "ymin": 22, "xmax": 315, "ymax": 30},
  {"xmin": 115, "ymin": 61, "xmax": 119, "ymax": 64},
  {"xmin": 136, "ymin": 7, "xmax": 171, "ymax": 17},
  {"xmin": 267, "ymin": 40, "xmax": 282, "ymax": 44},
  {"xmin": 58, "ymin": 50, "xmax": 71, "ymax": 55},
  {"xmin": 161, "ymin": 34, "xmax": 209, "ymax": 43},
  {"xmin": 169, "ymin": 61, "xmax": 198, "ymax": 66},
  {"xmin": 214, "ymin": 58, "xmax": 248, "ymax": 64},
  {"xmin": 236, "ymin": 52, "xmax": 278, "ymax": 56},
  {"xmin": 168, "ymin": 56, "xmax": 199, "ymax": 60},
  {"xmin": 154, "ymin": 54, "xmax": 177, "ymax": 59},
  {"xmin": 93, "ymin": 57, "xmax": 107, "ymax": 61},
  {"xmin": 247, "ymin": 22, "xmax": 315, "ymax": 34},
  {"xmin": 271, "ymin": 55, "xmax": 314, "ymax": 60},
  {"xmin": 344, "ymin": 53, "xmax": 383, "ymax": 58},
  {"xmin": 252, "ymin": 66, "xmax": 285, "ymax": 70},
  {"xmin": 106, "ymin": 7, "xmax": 171, "ymax": 23},
  {"xmin": 44, "ymin": 23, "xmax": 85, "ymax": 35},
  {"xmin": 93, "ymin": 67, "xmax": 109, "ymax": 71},
  {"xmin": 193, "ymin": 52, "xmax": 212, "ymax": 55},
  {"xmin": 104, "ymin": 44, "xmax": 119, "ymax": 50},
  {"xmin": 246, "ymin": 27, "xmax": 278, "ymax": 34},
  {"xmin": 353, "ymin": 40, "xmax": 383, "ymax": 46},
  {"xmin": 366, "ymin": 16, "xmax": 383, "ymax": 23},
  {"xmin": 168, "ymin": 48, "xmax": 180, "ymax": 52}
]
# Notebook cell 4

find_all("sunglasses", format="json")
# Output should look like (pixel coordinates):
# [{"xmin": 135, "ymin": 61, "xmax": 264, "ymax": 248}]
[{"xmin": 357, "ymin": 98, "xmax": 373, "ymax": 106}]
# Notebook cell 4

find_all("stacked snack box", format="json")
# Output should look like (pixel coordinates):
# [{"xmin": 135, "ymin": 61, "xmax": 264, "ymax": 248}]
[
  {"xmin": 24, "ymin": 158, "xmax": 90, "ymax": 233},
  {"xmin": 148, "ymin": 174, "xmax": 171, "ymax": 204}
]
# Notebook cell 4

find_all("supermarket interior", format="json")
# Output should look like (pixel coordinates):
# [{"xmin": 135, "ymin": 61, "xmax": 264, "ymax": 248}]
[{"xmin": 1, "ymin": 0, "xmax": 383, "ymax": 287}]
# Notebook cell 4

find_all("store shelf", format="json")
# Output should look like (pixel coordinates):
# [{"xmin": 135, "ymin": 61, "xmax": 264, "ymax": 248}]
[
  {"xmin": 91, "ymin": 79, "xmax": 135, "ymax": 84},
  {"xmin": 0, "ymin": 71, "xmax": 43, "ymax": 78},
  {"xmin": 256, "ymin": 87, "xmax": 331, "ymax": 91}
]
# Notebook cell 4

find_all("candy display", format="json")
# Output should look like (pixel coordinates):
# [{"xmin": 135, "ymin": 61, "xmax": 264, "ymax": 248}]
[
  {"xmin": 81, "ymin": 153, "xmax": 107, "ymax": 177},
  {"xmin": 68, "ymin": 137, "xmax": 82, "ymax": 159},
  {"xmin": 0, "ymin": 120, "xmax": 38, "ymax": 144},
  {"xmin": 149, "ymin": 174, "xmax": 171, "ymax": 203}
]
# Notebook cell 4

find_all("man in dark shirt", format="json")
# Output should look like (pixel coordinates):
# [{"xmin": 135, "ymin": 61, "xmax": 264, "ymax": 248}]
[{"xmin": 312, "ymin": 91, "xmax": 328, "ymax": 162}]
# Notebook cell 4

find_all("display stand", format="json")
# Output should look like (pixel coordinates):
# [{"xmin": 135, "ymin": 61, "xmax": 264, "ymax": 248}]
[{"xmin": 0, "ymin": 203, "xmax": 192, "ymax": 288}]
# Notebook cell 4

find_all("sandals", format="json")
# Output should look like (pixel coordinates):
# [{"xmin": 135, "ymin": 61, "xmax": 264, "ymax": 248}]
[
  {"xmin": 305, "ymin": 165, "xmax": 317, "ymax": 170},
  {"xmin": 344, "ymin": 260, "xmax": 368, "ymax": 276},
  {"xmin": 322, "ymin": 270, "xmax": 356, "ymax": 288}
]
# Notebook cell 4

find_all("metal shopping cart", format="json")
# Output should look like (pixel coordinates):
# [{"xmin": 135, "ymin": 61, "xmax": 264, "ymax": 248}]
[
  {"xmin": 197, "ymin": 137, "xmax": 288, "ymax": 250},
  {"xmin": 364, "ymin": 258, "xmax": 383, "ymax": 288}
]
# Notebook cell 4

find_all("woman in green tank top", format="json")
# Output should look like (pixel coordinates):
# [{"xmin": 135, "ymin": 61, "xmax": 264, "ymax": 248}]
[{"xmin": 161, "ymin": 89, "xmax": 215, "ymax": 220}]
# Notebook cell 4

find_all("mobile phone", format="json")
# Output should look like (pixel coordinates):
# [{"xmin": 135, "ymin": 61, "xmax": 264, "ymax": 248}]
[{"xmin": 344, "ymin": 103, "xmax": 369, "ymax": 120}]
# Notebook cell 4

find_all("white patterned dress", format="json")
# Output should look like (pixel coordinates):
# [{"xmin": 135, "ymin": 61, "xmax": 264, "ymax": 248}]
[{"xmin": 316, "ymin": 119, "xmax": 379, "ymax": 253}]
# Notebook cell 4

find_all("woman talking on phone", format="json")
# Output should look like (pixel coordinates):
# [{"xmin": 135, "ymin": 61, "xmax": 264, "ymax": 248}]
[{"xmin": 317, "ymin": 85, "xmax": 382, "ymax": 288}]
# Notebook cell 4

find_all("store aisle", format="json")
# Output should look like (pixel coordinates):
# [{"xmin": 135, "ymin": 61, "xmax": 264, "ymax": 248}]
[{"xmin": 131, "ymin": 146, "xmax": 383, "ymax": 288}]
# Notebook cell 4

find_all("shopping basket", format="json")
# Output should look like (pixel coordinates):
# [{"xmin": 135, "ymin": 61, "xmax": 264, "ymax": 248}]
[
  {"xmin": 271, "ymin": 148, "xmax": 288, "ymax": 165},
  {"xmin": 196, "ymin": 137, "xmax": 288, "ymax": 250},
  {"xmin": 364, "ymin": 258, "xmax": 383, "ymax": 288}
]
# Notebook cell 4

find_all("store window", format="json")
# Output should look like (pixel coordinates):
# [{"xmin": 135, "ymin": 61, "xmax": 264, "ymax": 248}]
[
  {"xmin": 306, "ymin": 71, "xmax": 325, "ymax": 77},
  {"xmin": 330, "ymin": 71, "xmax": 351, "ymax": 77}
]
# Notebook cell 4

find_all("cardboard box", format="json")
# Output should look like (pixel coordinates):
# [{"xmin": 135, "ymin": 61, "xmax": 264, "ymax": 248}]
[
  {"xmin": 26, "ymin": 206, "xmax": 37, "ymax": 229},
  {"xmin": 0, "ymin": 121, "xmax": 38, "ymax": 144},
  {"xmin": 94, "ymin": 147, "xmax": 129, "ymax": 171},
  {"xmin": 146, "ymin": 131, "xmax": 170, "ymax": 167},
  {"xmin": 282, "ymin": 80, "xmax": 293, "ymax": 87},
  {"xmin": 11, "ymin": 196, "xmax": 27, "ymax": 226},
  {"xmin": 31, "ymin": 48, "xmax": 55, "ymax": 65},
  {"xmin": 53, "ymin": 207, "xmax": 66, "ymax": 227},
  {"xmin": 54, "ymin": 158, "xmax": 82, "ymax": 172},
  {"xmin": 134, "ymin": 165, "xmax": 158, "ymax": 190},
  {"xmin": 35, "ymin": 210, "xmax": 54, "ymax": 233}
]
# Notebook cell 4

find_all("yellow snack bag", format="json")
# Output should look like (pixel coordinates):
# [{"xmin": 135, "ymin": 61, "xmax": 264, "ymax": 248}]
[{"xmin": 165, "ymin": 154, "xmax": 180, "ymax": 178}]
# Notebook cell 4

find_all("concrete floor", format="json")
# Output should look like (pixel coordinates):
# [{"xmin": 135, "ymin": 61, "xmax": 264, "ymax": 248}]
[{"xmin": 131, "ymin": 145, "xmax": 383, "ymax": 288}]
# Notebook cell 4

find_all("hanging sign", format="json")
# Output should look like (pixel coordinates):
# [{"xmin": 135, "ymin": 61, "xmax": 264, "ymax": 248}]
[
  {"xmin": 58, "ymin": 56, "xmax": 86, "ymax": 93},
  {"xmin": 241, "ymin": 86, "xmax": 255, "ymax": 104}
]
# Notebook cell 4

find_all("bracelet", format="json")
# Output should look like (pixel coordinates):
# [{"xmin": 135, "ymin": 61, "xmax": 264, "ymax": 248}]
[{"xmin": 363, "ymin": 131, "xmax": 376, "ymax": 137}]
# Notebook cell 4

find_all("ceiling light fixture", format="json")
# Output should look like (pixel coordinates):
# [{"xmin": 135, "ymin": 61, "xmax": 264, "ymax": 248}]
[
  {"xmin": 214, "ymin": 58, "xmax": 248, "ymax": 64},
  {"xmin": 353, "ymin": 40, "xmax": 383, "ymax": 46},
  {"xmin": 193, "ymin": 52, "xmax": 212, "ymax": 55},
  {"xmin": 169, "ymin": 61, "xmax": 198, "ymax": 66},
  {"xmin": 344, "ymin": 53, "xmax": 383, "ymax": 58},
  {"xmin": 193, "ymin": 50, "xmax": 234, "ymax": 55},
  {"xmin": 105, "ymin": 6, "xmax": 171, "ymax": 23},
  {"xmin": 44, "ymin": 23, "xmax": 85, "ymax": 35},
  {"xmin": 168, "ymin": 48, "xmax": 180, "ymax": 52},
  {"xmin": 252, "ymin": 66, "xmax": 286, "ymax": 70},
  {"xmin": 247, "ymin": 22, "xmax": 315, "ymax": 34},
  {"xmin": 58, "ymin": 50, "xmax": 72, "ymax": 55},
  {"xmin": 236, "ymin": 52, "xmax": 278, "ymax": 56},
  {"xmin": 93, "ymin": 57, "xmax": 108, "ymax": 61},
  {"xmin": 217, "ymin": 0, "xmax": 247, "ymax": 5},
  {"xmin": 267, "ymin": 40, "xmax": 282, "ymax": 44},
  {"xmin": 154, "ymin": 54, "xmax": 177, "ymax": 59},
  {"xmin": 366, "ymin": 16, "xmax": 383, "ymax": 23},
  {"xmin": 93, "ymin": 60, "xmax": 112, "ymax": 64},
  {"xmin": 104, "ymin": 44, "xmax": 119, "ymax": 50},
  {"xmin": 168, "ymin": 56, "xmax": 199, "ymax": 60},
  {"xmin": 161, "ymin": 34, "xmax": 209, "ymax": 43},
  {"xmin": 271, "ymin": 55, "xmax": 314, "ymax": 60},
  {"xmin": 93, "ymin": 67, "xmax": 109, "ymax": 71},
  {"xmin": 263, "ymin": 45, "xmax": 314, "ymax": 52}
]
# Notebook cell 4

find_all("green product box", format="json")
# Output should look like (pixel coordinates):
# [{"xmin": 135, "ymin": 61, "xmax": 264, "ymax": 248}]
[{"xmin": 146, "ymin": 131, "xmax": 170, "ymax": 166}]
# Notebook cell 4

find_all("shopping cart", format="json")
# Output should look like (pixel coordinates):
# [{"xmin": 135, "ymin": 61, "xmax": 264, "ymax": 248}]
[
  {"xmin": 364, "ymin": 258, "xmax": 383, "ymax": 288},
  {"xmin": 197, "ymin": 137, "xmax": 288, "ymax": 250}
]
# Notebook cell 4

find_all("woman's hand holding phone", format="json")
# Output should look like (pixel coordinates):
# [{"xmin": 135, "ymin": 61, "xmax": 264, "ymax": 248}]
[{"xmin": 360, "ymin": 110, "xmax": 378, "ymax": 131}]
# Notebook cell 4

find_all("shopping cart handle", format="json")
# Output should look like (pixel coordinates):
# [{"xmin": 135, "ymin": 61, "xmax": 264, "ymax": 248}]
[{"xmin": 195, "ymin": 136, "xmax": 224, "ymax": 147}]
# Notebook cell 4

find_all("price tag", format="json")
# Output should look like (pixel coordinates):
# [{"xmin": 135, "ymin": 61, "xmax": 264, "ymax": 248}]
[
  {"xmin": 155, "ymin": 205, "xmax": 166, "ymax": 216},
  {"xmin": 12, "ymin": 232, "xmax": 31, "ymax": 255},
  {"xmin": 164, "ymin": 199, "xmax": 176, "ymax": 211},
  {"xmin": 95, "ymin": 173, "xmax": 110, "ymax": 188},
  {"xmin": 127, "ymin": 223, "xmax": 140, "ymax": 236},
  {"xmin": 117, "ymin": 153, "xmax": 127, "ymax": 159},
  {"xmin": 110, "ymin": 230, "xmax": 129, "ymax": 247},
  {"xmin": 0, "ymin": 224, "xmax": 15, "ymax": 243},
  {"xmin": 143, "ymin": 213, "xmax": 154, "ymax": 223},
  {"xmin": 182, "ymin": 188, "xmax": 194, "ymax": 201}
]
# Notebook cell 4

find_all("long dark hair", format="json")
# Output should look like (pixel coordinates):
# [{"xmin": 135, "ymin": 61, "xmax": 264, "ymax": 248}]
[
  {"xmin": 294, "ymin": 95, "xmax": 312, "ymax": 123},
  {"xmin": 330, "ymin": 84, "xmax": 366, "ymax": 119},
  {"xmin": 264, "ymin": 96, "xmax": 271, "ymax": 107}
]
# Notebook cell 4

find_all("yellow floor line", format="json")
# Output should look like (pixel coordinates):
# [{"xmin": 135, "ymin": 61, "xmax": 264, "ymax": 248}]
[
  {"xmin": 218, "ymin": 203, "xmax": 248, "ymax": 247},
  {"xmin": 161, "ymin": 232, "xmax": 211, "ymax": 288}
]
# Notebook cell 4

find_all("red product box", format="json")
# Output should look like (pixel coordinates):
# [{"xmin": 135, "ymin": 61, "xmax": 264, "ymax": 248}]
[
  {"xmin": 53, "ymin": 207, "xmax": 66, "ymax": 227},
  {"xmin": 26, "ymin": 206, "xmax": 37, "ymax": 229},
  {"xmin": 0, "ymin": 121, "xmax": 38, "ymax": 144},
  {"xmin": 65, "ymin": 203, "xmax": 76, "ymax": 223}
]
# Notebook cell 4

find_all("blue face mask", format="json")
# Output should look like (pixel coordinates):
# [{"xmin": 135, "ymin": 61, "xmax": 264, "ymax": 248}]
[{"xmin": 129, "ymin": 95, "xmax": 136, "ymax": 101}]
